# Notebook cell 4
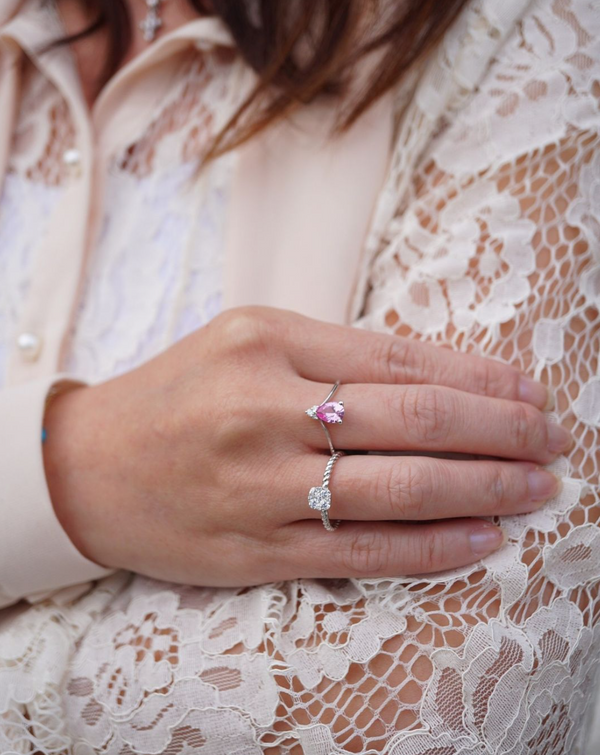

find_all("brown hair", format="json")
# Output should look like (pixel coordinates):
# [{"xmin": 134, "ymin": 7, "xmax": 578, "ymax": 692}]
[{"xmin": 51, "ymin": 0, "xmax": 470, "ymax": 158}]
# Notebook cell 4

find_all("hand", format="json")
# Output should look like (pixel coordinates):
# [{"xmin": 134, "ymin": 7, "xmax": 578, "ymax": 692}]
[{"xmin": 43, "ymin": 306, "xmax": 570, "ymax": 586}]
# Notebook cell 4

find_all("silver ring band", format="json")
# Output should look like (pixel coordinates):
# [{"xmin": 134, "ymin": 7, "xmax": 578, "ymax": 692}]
[
  {"xmin": 305, "ymin": 381, "xmax": 344, "ymax": 454},
  {"xmin": 308, "ymin": 451, "xmax": 345, "ymax": 531}
]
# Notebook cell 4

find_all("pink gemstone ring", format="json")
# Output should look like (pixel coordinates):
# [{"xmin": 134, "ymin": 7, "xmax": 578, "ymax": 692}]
[{"xmin": 305, "ymin": 381, "xmax": 344, "ymax": 454}]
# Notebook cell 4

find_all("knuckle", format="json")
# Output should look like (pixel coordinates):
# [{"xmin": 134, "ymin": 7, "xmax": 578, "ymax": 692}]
[
  {"xmin": 376, "ymin": 337, "xmax": 413, "ymax": 383},
  {"xmin": 504, "ymin": 367, "xmax": 522, "ymax": 401},
  {"xmin": 410, "ymin": 529, "xmax": 447, "ymax": 572},
  {"xmin": 484, "ymin": 465, "xmax": 529, "ymax": 513},
  {"xmin": 396, "ymin": 386, "xmax": 450, "ymax": 444},
  {"xmin": 470, "ymin": 360, "xmax": 520, "ymax": 401},
  {"xmin": 487, "ymin": 466, "xmax": 507, "ymax": 511},
  {"xmin": 342, "ymin": 529, "xmax": 392, "ymax": 576},
  {"xmin": 470, "ymin": 358, "xmax": 519, "ymax": 399},
  {"xmin": 511, "ymin": 402, "xmax": 537, "ymax": 452},
  {"xmin": 511, "ymin": 466, "xmax": 532, "ymax": 507},
  {"xmin": 212, "ymin": 306, "xmax": 278, "ymax": 354},
  {"xmin": 470, "ymin": 362, "xmax": 495, "ymax": 398},
  {"xmin": 376, "ymin": 336, "xmax": 439, "ymax": 385},
  {"xmin": 384, "ymin": 462, "xmax": 429, "ymax": 518}
]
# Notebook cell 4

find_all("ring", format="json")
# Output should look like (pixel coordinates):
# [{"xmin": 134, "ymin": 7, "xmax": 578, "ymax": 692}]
[
  {"xmin": 308, "ymin": 451, "xmax": 345, "ymax": 531},
  {"xmin": 305, "ymin": 381, "xmax": 344, "ymax": 454}
]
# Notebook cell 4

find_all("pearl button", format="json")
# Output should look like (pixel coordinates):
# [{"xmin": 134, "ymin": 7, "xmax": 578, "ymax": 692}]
[
  {"xmin": 63, "ymin": 148, "xmax": 82, "ymax": 176},
  {"xmin": 17, "ymin": 332, "xmax": 43, "ymax": 360},
  {"xmin": 63, "ymin": 148, "xmax": 81, "ymax": 166}
]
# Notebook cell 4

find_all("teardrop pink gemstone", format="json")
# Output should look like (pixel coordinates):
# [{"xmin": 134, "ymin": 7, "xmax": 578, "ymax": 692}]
[{"xmin": 316, "ymin": 401, "xmax": 344, "ymax": 424}]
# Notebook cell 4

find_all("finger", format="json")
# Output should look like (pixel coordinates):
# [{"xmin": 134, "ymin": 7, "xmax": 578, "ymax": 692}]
[
  {"xmin": 299, "ymin": 382, "xmax": 572, "ymax": 464},
  {"xmin": 291, "ymin": 454, "xmax": 561, "ymax": 524},
  {"xmin": 278, "ymin": 311, "xmax": 551, "ymax": 409},
  {"xmin": 275, "ymin": 518, "xmax": 506, "ymax": 578}
]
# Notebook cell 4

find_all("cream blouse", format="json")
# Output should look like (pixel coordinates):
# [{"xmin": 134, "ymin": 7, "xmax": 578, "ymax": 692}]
[{"xmin": 0, "ymin": 0, "xmax": 599, "ymax": 753}]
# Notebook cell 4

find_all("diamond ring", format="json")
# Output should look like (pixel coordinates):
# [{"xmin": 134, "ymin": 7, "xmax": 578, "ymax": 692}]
[
  {"xmin": 308, "ymin": 451, "xmax": 345, "ymax": 531},
  {"xmin": 305, "ymin": 381, "xmax": 344, "ymax": 454}
]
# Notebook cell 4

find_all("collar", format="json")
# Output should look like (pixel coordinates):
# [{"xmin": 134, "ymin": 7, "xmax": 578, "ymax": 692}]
[
  {"xmin": 0, "ymin": 0, "xmax": 236, "ymax": 94},
  {"xmin": 0, "ymin": 0, "xmax": 241, "ymax": 155},
  {"xmin": 0, "ymin": 0, "xmax": 235, "ymax": 44}
]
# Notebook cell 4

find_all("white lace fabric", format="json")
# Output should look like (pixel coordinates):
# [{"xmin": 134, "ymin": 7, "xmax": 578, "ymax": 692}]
[
  {"xmin": 0, "ymin": 43, "xmax": 234, "ymax": 386},
  {"xmin": 1, "ymin": 0, "xmax": 599, "ymax": 753}
]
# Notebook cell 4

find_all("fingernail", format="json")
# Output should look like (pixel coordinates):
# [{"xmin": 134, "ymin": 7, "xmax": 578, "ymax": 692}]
[
  {"xmin": 547, "ymin": 423, "xmax": 574, "ymax": 455},
  {"xmin": 469, "ymin": 524, "xmax": 505, "ymax": 557},
  {"xmin": 519, "ymin": 377, "xmax": 550, "ymax": 409},
  {"xmin": 527, "ymin": 468, "xmax": 560, "ymax": 502}
]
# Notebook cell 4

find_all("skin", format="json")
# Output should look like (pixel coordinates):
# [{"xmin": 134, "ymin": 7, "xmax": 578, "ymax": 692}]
[
  {"xmin": 58, "ymin": 0, "xmax": 200, "ymax": 108},
  {"xmin": 43, "ymin": 2, "xmax": 573, "ymax": 585},
  {"xmin": 43, "ymin": 307, "xmax": 571, "ymax": 585}
]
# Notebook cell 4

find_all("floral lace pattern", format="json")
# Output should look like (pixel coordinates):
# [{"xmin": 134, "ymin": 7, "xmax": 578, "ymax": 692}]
[{"xmin": 1, "ymin": 0, "xmax": 600, "ymax": 753}]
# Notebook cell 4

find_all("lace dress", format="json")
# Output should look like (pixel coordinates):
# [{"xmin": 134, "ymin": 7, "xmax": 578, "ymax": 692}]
[{"xmin": 0, "ymin": 0, "xmax": 599, "ymax": 753}]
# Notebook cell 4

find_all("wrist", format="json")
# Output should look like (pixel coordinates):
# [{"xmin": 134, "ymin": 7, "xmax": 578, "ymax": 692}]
[{"xmin": 42, "ymin": 383, "xmax": 110, "ymax": 568}]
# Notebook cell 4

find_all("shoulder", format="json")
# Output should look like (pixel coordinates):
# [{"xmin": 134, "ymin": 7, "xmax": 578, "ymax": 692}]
[{"xmin": 406, "ymin": 0, "xmax": 600, "ymax": 174}]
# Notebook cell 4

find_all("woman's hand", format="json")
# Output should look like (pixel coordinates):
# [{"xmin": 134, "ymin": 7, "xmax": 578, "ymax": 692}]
[{"xmin": 43, "ymin": 306, "xmax": 570, "ymax": 586}]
